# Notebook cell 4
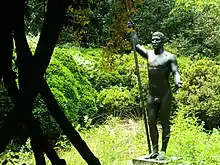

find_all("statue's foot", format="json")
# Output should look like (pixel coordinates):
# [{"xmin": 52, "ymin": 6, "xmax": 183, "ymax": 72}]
[
  {"xmin": 145, "ymin": 152, "xmax": 159, "ymax": 159},
  {"xmin": 156, "ymin": 151, "xmax": 166, "ymax": 160}
]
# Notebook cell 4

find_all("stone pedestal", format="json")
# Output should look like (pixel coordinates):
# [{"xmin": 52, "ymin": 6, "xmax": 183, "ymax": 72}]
[{"xmin": 132, "ymin": 155, "xmax": 171, "ymax": 165}]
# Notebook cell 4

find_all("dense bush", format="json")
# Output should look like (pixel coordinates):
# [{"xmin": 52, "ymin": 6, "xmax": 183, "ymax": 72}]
[
  {"xmin": 174, "ymin": 57, "xmax": 220, "ymax": 130},
  {"xmin": 2, "ymin": 43, "xmax": 220, "ymax": 146},
  {"xmin": 82, "ymin": 50, "xmax": 150, "ymax": 120},
  {"xmin": 45, "ymin": 48, "xmax": 98, "ymax": 127},
  {"xmin": 83, "ymin": 45, "xmax": 220, "ymax": 130},
  {"xmin": 168, "ymin": 110, "xmax": 220, "ymax": 164},
  {"xmin": 96, "ymin": 86, "xmax": 138, "ymax": 118},
  {"xmin": 47, "ymin": 47, "xmax": 220, "ymax": 130}
]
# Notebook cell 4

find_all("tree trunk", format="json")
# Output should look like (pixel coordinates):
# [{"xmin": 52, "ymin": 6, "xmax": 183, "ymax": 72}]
[{"xmin": 0, "ymin": 0, "xmax": 101, "ymax": 164}]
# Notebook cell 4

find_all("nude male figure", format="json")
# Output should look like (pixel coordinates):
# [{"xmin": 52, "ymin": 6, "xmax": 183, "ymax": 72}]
[{"xmin": 129, "ymin": 24, "xmax": 182, "ymax": 160}]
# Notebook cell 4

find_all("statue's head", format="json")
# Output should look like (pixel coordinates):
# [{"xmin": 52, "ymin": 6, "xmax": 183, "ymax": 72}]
[{"xmin": 151, "ymin": 32, "xmax": 165, "ymax": 49}]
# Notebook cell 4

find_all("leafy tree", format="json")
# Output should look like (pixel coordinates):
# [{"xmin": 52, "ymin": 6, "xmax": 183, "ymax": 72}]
[
  {"xmin": 133, "ymin": 0, "xmax": 175, "ymax": 44},
  {"xmin": 165, "ymin": 0, "xmax": 220, "ymax": 58}
]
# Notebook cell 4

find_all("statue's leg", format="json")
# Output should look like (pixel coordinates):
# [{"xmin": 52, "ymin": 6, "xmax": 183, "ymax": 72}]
[
  {"xmin": 158, "ymin": 90, "xmax": 172, "ymax": 153},
  {"xmin": 146, "ymin": 95, "xmax": 159, "ymax": 158}
]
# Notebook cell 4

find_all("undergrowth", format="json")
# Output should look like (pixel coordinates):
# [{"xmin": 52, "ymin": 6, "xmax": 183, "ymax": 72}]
[{"xmin": 1, "ymin": 113, "xmax": 220, "ymax": 165}]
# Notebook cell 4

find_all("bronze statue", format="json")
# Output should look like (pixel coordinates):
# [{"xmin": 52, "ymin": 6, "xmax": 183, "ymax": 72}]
[{"xmin": 129, "ymin": 22, "xmax": 182, "ymax": 160}]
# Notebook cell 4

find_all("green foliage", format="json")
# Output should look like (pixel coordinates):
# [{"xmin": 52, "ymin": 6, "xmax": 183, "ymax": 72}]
[
  {"xmin": 46, "ymin": 48, "xmax": 98, "ymax": 127},
  {"xmin": 78, "ymin": 0, "xmax": 115, "ymax": 47},
  {"xmin": 0, "ymin": 83, "xmax": 13, "ymax": 122},
  {"xmin": 33, "ymin": 96, "xmax": 60, "ymax": 143},
  {"xmin": 133, "ymin": 0, "xmax": 175, "ymax": 44},
  {"xmin": 22, "ymin": 40, "xmax": 100, "ymax": 140},
  {"xmin": 169, "ymin": 111, "xmax": 220, "ymax": 164},
  {"xmin": 55, "ymin": 115, "xmax": 220, "ymax": 165},
  {"xmin": 97, "ymin": 86, "xmax": 138, "ymax": 117},
  {"xmin": 0, "ymin": 139, "xmax": 36, "ymax": 165},
  {"xmin": 174, "ymin": 57, "xmax": 220, "ymax": 129},
  {"xmin": 6, "ymin": 0, "xmax": 220, "ymax": 161},
  {"xmin": 163, "ymin": 0, "xmax": 200, "ymax": 38},
  {"xmin": 74, "ymin": 46, "xmax": 220, "ymax": 130},
  {"xmin": 94, "ymin": 46, "xmax": 220, "ymax": 130},
  {"xmin": 3, "ymin": 41, "xmax": 220, "ymax": 152},
  {"xmin": 24, "ymin": 0, "xmax": 45, "ymax": 36},
  {"xmin": 3, "ymin": 116, "xmax": 220, "ymax": 165},
  {"xmin": 83, "ymin": 50, "xmax": 150, "ymax": 119},
  {"xmin": 84, "ymin": 54, "xmax": 126, "ymax": 91},
  {"xmin": 25, "ymin": 0, "xmax": 220, "ymax": 60},
  {"xmin": 60, "ymin": 7, "xmax": 92, "ymax": 45},
  {"xmin": 166, "ymin": 0, "xmax": 220, "ymax": 58}
]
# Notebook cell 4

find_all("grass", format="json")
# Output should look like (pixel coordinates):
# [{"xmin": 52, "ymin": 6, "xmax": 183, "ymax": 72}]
[
  {"xmin": 58, "ymin": 117, "xmax": 147, "ymax": 165},
  {"xmin": 1, "ymin": 114, "xmax": 220, "ymax": 165}
]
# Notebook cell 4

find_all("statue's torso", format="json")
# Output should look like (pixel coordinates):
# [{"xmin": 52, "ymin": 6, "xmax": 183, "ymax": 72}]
[{"xmin": 147, "ymin": 50, "xmax": 172, "ymax": 97}]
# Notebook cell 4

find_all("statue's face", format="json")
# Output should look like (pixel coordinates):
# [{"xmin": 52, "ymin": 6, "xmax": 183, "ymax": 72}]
[{"xmin": 151, "ymin": 36, "xmax": 163, "ymax": 49}]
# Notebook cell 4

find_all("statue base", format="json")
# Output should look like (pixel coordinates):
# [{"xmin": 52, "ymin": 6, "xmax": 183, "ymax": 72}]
[{"xmin": 132, "ymin": 155, "xmax": 180, "ymax": 165}]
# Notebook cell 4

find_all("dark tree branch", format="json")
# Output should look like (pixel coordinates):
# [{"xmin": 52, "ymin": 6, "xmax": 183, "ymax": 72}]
[
  {"xmin": 12, "ymin": 0, "xmax": 66, "ymax": 164},
  {"xmin": 0, "ymin": 13, "xmax": 22, "ymax": 152},
  {"xmin": 40, "ymin": 81, "xmax": 101, "ymax": 164},
  {"xmin": 0, "ymin": 0, "xmax": 101, "ymax": 164},
  {"xmin": 34, "ymin": 0, "xmax": 72, "ymax": 77},
  {"xmin": 0, "ymin": 0, "xmax": 64, "ymax": 164}
]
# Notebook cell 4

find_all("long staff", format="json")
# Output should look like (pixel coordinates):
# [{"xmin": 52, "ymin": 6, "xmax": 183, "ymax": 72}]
[{"xmin": 131, "ymin": 29, "xmax": 152, "ymax": 154}]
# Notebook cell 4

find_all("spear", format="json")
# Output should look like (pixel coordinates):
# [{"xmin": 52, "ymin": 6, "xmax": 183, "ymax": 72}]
[{"xmin": 129, "ymin": 23, "xmax": 152, "ymax": 154}]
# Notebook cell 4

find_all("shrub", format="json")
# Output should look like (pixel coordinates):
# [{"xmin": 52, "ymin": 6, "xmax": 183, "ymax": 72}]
[
  {"xmin": 174, "ymin": 57, "xmax": 220, "ymax": 130},
  {"xmin": 31, "ymin": 46, "xmax": 100, "ymax": 140},
  {"xmin": 97, "ymin": 86, "xmax": 138, "ymax": 118},
  {"xmin": 45, "ymin": 48, "xmax": 98, "ymax": 127},
  {"xmin": 85, "ymin": 50, "xmax": 150, "ymax": 119},
  {"xmin": 168, "ymin": 111, "xmax": 220, "ymax": 164}
]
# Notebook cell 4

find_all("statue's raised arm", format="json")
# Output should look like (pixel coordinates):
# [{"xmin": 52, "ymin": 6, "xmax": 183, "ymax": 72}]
[
  {"xmin": 128, "ymin": 22, "xmax": 148, "ymax": 59},
  {"xmin": 133, "ymin": 32, "xmax": 148, "ymax": 59}
]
